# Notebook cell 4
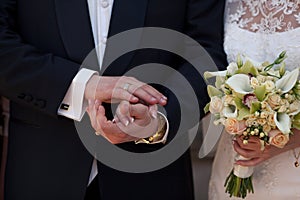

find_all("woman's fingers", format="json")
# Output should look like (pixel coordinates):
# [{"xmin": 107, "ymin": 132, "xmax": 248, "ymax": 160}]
[
  {"xmin": 233, "ymin": 140, "xmax": 258, "ymax": 159},
  {"xmin": 235, "ymin": 157, "xmax": 264, "ymax": 166},
  {"xmin": 235, "ymin": 137, "xmax": 261, "ymax": 151}
]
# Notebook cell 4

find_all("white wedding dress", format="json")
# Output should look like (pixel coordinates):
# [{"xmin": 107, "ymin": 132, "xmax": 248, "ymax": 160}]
[{"xmin": 209, "ymin": 0, "xmax": 300, "ymax": 199}]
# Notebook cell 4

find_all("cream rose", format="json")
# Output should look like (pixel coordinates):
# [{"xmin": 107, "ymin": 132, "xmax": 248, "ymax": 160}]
[
  {"xmin": 257, "ymin": 118, "xmax": 267, "ymax": 126},
  {"xmin": 250, "ymin": 77, "xmax": 259, "ymax": 88},
  {"xmin": 263, "ymin": 124, "xmax": 271, "ymax": 133},
  {"xmin": 260, "ymin": 111, "xmax": 268, "ymax": 118},
  {"xmin": 267, "ymin": 94, "xmax": 281, "ymax": 109},
  {"xmin": 264, "ymin": 80, "xmax": 275, "ymax": 92},
  {"xmin": 225, "ymin": 119, "xmax": 246, "ymax": 135},
  {"xmin": 268, "ymin": 113, "xmax": 276, "ymax": 127},
  {"xmin": 257, "ymin": 75, "xmax": 266, "ymax": 83},
  {"xmin": 209, "ymin": 96, "xmax": 223, "ymax": 114},
  {"xmin": 268, "ymin": 129, "xmax": 289, "ymax": 148}
]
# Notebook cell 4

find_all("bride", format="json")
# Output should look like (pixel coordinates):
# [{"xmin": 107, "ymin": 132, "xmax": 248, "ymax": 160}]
[{"xmin": 209, "ymin": 0, "xmax": 300, "ymax": 199}]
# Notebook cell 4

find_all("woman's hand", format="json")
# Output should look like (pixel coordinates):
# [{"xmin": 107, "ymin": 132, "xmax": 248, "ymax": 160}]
[
  {"xmin": 233, "ymin": 136, "xmax": 280, "ymax": 166},
  {"xmin": 233, "ymin": 129, "xmax": 300, "ymax": 166},
  {"xmin": 86, "ymin": 100, "xmax": 158, "ymax": 144}
]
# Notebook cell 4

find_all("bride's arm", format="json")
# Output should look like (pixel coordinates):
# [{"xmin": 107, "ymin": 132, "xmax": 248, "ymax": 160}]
[{"xmin": 232, "ymin": 129, "xmax": 300, "ymax": 166}]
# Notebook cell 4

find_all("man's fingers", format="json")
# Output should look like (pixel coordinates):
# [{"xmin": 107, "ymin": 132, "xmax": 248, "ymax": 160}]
[
  {"xmin": 111, "ymin": 88, "xmax": 139, "ymax": 103},
  {"xmin": 128, "ymin": 84, "xmax": 167, "ymax": 106},
  {"xmin": 118, "ymin": 77, "xmax": 167, "ymax": 105},
  {"xmin": 140, "ymin": 84, "xmax": 167, "ymax": 105}
]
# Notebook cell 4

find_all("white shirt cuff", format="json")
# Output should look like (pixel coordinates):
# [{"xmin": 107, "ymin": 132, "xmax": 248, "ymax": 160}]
[{"xmin": 58, "ymin": 68, "xmax": 98, "ymax": 121}]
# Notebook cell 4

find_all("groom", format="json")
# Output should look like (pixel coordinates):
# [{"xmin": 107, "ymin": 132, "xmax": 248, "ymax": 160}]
[{"xmin": 0, "ymin": 0, "xmax": 226, "ymax": 199}]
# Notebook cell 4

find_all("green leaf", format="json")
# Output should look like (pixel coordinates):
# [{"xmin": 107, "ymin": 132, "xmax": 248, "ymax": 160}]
[
  {"xmin": 234, "ymin": 97, "xmax": 245, "ymax": 109},
  {"xmin": 237, "ymin": 54, "xmax": 243, "ymax": 68},
  {"xmin": 292, "ymin": 113, "xmax": 300, "ymax": 130},
  {"xmin": 207, "ymin": 85, "xmax": 222, "ymax": 98},
  {"xmin": 237, "ymin": 60, "xmax": 259, "ymax": 76},
  {"xmin": 237, "ymin": 107, "xmax": 250, "ymax": 120},
  {"xmin": 204, "ymin": 103, "xmax": 210, "ymax": 114},
  {"xmin": 250, "ymin": 102, "xmax": 261, "ymax": 114},
  {"xmin": 215, "ymin": 76, "xmax": 225, "ymax": 89},
  {"xmin": 254, "ymin": 85, "xmax": 267, "ymax": 101}
]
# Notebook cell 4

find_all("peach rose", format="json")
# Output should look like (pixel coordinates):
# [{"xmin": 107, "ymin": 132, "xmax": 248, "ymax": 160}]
[
  {"xmin": 268, "ymin": 129, "xmax": 289, "ymax": 148},
  {"xmin": 209, "ymin": 96, "xmax": 223, "ymax": 114},
  {"xmin": 225, "ymin": 119, "xmax": 247, "ymax": 135}
]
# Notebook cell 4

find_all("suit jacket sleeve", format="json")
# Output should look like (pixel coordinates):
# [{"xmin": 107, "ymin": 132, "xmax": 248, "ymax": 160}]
[{"xmin": 0, "ymin": 0, "xmax": 81, "ymax": 117}]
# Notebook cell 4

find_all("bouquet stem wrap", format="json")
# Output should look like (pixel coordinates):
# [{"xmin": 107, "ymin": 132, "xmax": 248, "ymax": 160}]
[{"xmin": 224, "ymin": 155, "xmax": 254, "ymax": 198}]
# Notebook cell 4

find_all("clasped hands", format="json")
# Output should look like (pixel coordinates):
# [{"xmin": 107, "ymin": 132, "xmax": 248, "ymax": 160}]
[{"xmin": 84, "ymin": 75, "xmax": 167, "ymax": 144}]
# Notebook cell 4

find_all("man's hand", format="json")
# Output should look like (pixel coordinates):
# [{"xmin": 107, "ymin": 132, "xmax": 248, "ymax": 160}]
[
  {"xmin": 86, "ymin": 100, "xmax": 158, "ymax": 144},
  {"xmin": 85, "ymin": 75, "xmax": 167, "ymax": 106}
]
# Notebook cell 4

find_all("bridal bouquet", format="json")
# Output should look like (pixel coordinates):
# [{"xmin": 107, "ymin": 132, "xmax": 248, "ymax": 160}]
[{"xmin": 204, "ymin": 51, "xmax": 300, "ymax": 198}]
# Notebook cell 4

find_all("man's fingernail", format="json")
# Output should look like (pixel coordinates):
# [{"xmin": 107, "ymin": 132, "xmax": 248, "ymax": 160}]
[
  {"xmin": 160, "ymin": 98, "xmax": 167, "ymax": 104},
  {"xmin": 88, "ymin": 99, "xmax": 92, "ymax": 105},
  {"xmin": 162, "ymin": 96, "xmax": 168, "ymax": 100},
  {"xmin": 95, "ymin": 99, "xmax": 100, "ymax": 105},
  {"xmin": 112, "ymin": 118, "xmax": 116, "ymax": 123}
]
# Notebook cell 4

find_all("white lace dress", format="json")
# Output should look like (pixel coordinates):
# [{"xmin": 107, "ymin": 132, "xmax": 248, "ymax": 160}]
[{"xmin": 209, "ymin": 0, "xmax": 300, "ymax": 199}]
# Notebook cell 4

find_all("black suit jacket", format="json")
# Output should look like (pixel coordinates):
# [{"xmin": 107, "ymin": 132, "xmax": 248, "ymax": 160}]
[{"xmin": 0, "ymin": 0, "xmax": 226, "ymax": 199}]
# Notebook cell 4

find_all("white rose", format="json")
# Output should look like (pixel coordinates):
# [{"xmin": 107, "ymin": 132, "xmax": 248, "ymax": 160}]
[
  {"xmin": 264, "ymin": 80, "xmax": 275, "ymax": 92},
  {"xmin": 227, "ymin": 62, "xmax": 238, "ymax": 75},
  {"xmin": 209, "ymin": 96, "xmax": 223, "ymax": 114},
  {"xmin": 250, "ymin": 77, "xmax": 259, "ymax": 88}
]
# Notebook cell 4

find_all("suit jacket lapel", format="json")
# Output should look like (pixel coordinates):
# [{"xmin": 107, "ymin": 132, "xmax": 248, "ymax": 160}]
[
  {"xmin": 103, "ymin": 0, "xmax": 149, "ymax": 75},
  {"xmin": 108, "ymin": 0, "xmax": 149, "ymax": 37},
  {"xmin": 54, "ymin": 0, "xmax": 95, "ymax": 64},
  {"xmin": 54, "ymin": 0, "xmax": 149, "ymax": 73}
]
